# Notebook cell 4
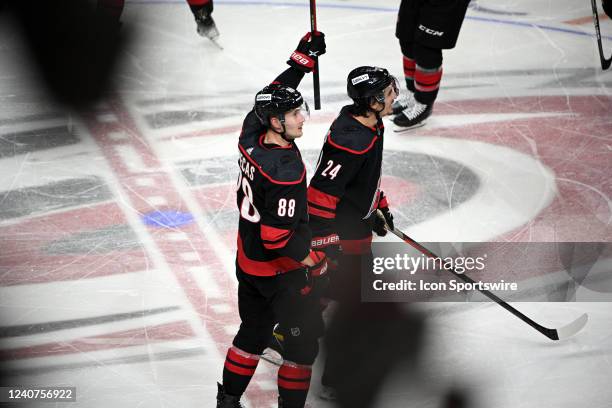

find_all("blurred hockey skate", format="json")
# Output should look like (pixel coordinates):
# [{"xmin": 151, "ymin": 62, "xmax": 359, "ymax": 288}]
[
  {"xmin": 194, "ymin": 8, "xmax": 221, "ymax": 47},
  {"xmin": 393, "ymin": 99, "xmax": 432, "ymax": 131},
  {"xmin": 216, "ymin": 383, "xmax": 244, "ymax": 408}
]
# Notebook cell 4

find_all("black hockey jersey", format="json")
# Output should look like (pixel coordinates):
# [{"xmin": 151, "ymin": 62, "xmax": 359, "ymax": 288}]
[
  {"xmin": 236, "ymin": 69, "xmax": 311, "ymax": 276},
  {"xmin": 308, "ymin": 105, "xmax": 384, "ymax": 248}
]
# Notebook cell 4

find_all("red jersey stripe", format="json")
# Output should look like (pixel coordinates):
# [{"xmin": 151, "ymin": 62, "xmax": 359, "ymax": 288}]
[
  {"xmin": 237, "ymin": 235, "xmax": 303, "ymax": 276},
  {"xmin": 308, "ymin": 206, "xmax": 335, "ymax": 219},
  {"xmin": 261, "ymin": 224, "xmax": 293, "ymax": 249},
  {"xmin": 307, "ymin": 186, "xmax": 340, "ymax": 210}
]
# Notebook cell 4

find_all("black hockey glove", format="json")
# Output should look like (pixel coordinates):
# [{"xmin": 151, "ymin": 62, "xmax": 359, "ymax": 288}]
[
  {"xmin": 287, "ymin": 31, "xmax": 326, "ymax": 73},
  {"xmin": 301, "ymin": 250, "xmax": 329, "ymax": 297},
  {"xmin": 604, "ymin": 0, "xmax": 612, "ymax": 19},
  {"xmin": 373, "ymin": 191, "xmax": 394, "ymax": 237}
]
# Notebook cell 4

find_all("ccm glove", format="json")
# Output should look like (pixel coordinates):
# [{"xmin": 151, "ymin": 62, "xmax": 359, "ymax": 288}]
[
  {"xmin": 373, "ymin": 191, "xmax": 394, "ymax": 237},
  {"xmin": 287, "ymin": 31, "xmax": 326, "ymax": 73}
]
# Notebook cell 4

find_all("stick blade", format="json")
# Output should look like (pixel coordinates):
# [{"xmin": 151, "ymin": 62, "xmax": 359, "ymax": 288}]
[{"xmin": 556, "ymin": 313, "xmax": 588, "ymax": 340}]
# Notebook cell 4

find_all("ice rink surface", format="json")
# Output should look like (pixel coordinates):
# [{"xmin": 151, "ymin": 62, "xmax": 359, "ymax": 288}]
[{"xmin": 0, "ymin": 0, "xmax": 611, "ymax": 407}]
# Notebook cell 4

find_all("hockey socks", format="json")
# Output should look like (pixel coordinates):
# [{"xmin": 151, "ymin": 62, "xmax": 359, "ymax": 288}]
[
  {"xmin": 402, "ymin": 55, "xmax": 416, "ymax": 92},
  {"xmin": 414, "ymin": 64, "xmax": 443, "ymax": 105},
  {"xmin": 222, "ymin": 346, "xmax": 260, "ymax": 397},
  {"xmin": 277, "ymin": 362, "xmax": 312, "ymax": 408}
]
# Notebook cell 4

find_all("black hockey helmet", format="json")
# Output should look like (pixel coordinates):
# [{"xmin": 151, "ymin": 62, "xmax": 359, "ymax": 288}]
[
  {"xmin": 254, "ymin": 83, "xmax": 309, "ymax": 127},
  {"xmin": 347, "ymin": 66, "xmax": 398, "ymax": 105}
]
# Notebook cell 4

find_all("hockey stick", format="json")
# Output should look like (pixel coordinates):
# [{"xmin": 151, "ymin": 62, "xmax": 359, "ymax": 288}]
[
  {"xmin": 310, "ymin": 0, "xmax": 321, "ymax": 109},
  {"xmin": 591, "ymin": 0, "xmax": 612, "ymax": 70},
  {"xmin": 382, "ymin": 218, "xmax": 588, "ymax": 341}
]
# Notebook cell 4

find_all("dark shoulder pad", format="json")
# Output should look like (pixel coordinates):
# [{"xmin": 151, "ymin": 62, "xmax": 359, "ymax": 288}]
[
  {"xmin": 239, "ymin": 110, "xmax": 265, "ymax": 145},
  {"xmin": 259, "ymin": 149, "xmax": 305, "ymax": 185},
  {"xmin": 243, "ymin": 145, "xmax": 305, "ymax": 185},
  {"xmin": 327, "ymin": 109, "xmax": 378, "ymax": 155}
]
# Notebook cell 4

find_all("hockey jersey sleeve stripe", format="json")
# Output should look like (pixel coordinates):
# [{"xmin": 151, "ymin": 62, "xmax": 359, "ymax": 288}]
[
  {"xmin": 308, "ymin": 201, "xmax": 336, "ymax": 214},
  {"xmin": 262, "ymin": 235, "xmax": 293, "ymax": 246},
  {"xmin": 328, "ymin": 134, "xmax": 378, "ymax": 155},
  {"xmin": 307, "ymin": 186, "xmax": 339, "ymax": 211},
  {"xmin": 237, "ymin": 236, "xmax": 303, "ymax": 276},
  {"xmin": 238, "ymin": 144, "xmax": 306, "ymax": 185},
  {"xmin": 308, "ymin": 206, "xmax": 335, "ymax": 219},
  {"xmin": 261, "ymin": 224, "xmax": 292, "ymax": 243}
]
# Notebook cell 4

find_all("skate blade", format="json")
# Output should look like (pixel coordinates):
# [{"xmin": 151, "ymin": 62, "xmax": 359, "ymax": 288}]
[
  {"xmin": 209, "ymin": 38, "xmax": 224, "ymax": 50},
  {"xmin": 393, "ymin": 121, "xmax": 427, "ymax": 132}
]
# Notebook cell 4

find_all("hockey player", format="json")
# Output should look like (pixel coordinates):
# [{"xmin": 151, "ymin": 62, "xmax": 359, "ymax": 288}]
[
  {"xmin": 96, "ymin": 0, "xmax": 219, "ymax": 39},
  {"xmin": 393, "ymin": 0, "xmax": 470, "ymax": 129},
  {"xmin": 216, "ymin": 31, "xmax": 327, "ymax": 408},
  {"xmin": 306, "ymin": 66, "xmax": 397, "ymax": 399}
]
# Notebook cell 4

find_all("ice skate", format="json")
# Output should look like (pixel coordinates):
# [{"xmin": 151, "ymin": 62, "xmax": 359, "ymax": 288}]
[
  {"xmin": 391, "ymin": 91, "xmax": 416, "ymax": 115},
  {"xmin": 194, "ymin": 8, "xmax": 220, "ymax": 40},
  {"xmin": 216, "ymin": 383, "xmax": 244, "ymax": 408},
  {"xmin": 393, "ymin": 100, "xmax": 432, "ymax": 131}
]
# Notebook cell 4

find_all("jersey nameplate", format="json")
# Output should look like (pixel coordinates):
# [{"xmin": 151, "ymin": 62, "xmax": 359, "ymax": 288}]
[{"xmin": 239, "ymin": 152, "xmax": 256, "ymax": 181}]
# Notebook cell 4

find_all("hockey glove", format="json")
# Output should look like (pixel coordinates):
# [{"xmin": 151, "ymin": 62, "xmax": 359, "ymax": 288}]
[
  {"xmin": 301, "ymin": 250, "xmax": 329, "ymax": 296},
  {"xmin": 287, "ymin": 31, "xmax": 326, "ymax": 73},
  {"xmin": 373, "ymin": 191, "xmax": 394, "ymax": 237}
]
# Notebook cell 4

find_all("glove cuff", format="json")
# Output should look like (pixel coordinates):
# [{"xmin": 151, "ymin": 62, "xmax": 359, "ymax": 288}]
[
  {"xmin": 288, "ymin": 51, "xmax": 315, "ymax": 72},
  {"xmin": 306, "ymin": 250, "xmax": 328, "ymax": 276},
  {"xmin": 378, "ymin": 191, "xmax": 389, "ymax": 210}
]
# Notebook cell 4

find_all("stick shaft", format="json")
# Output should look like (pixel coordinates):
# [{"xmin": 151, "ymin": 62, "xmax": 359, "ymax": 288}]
[
  {"xmin": 388, "ymin": 227, "xmax": 559, "ymax": 340},
  {"xmin": 591, "ymin": 0, "xmax": 612, "ymax": 70},
  {"xmin": 309, "ymin": 0, "xmax": 321, "ymax": 109}
]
